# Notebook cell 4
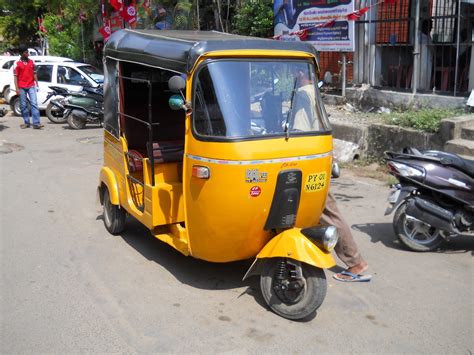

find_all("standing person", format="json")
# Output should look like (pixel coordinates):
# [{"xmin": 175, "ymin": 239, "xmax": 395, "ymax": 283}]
[
  {"xmin": 14, "ymin": 45, "xmax": 43, "ymax": 129},
  {"xmin": 321, "ymin": 192, "xmax": 372, "ymax": 282},
  {"xmin": 290, "ymin": 66, "xmax": 371, "ymax": 282}
]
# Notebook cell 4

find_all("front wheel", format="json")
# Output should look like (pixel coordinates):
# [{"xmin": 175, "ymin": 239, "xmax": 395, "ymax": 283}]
[
  {"xmin": 393, "ymin": 201, "xmax": 444, "ymax": 251},
  {"xmin": 46, "ymin": 102, "xmax": 66, "ymax": 123},
  {"xmin": 260, "ymin": 258, "xmax": 327, "ymax": 320}
]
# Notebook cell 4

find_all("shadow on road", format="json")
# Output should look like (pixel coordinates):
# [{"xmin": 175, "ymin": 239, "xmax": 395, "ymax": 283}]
[
  {"xmin": 352, "ymin": 222, "xmax": 474, "ymax": 254},
  {"xmin": 110, "ymin": 217, "xmax": 278, "ymax": 312},
  {"xmin": 101, "ymin": 215, "xmax": 268, "ymax": 291},
  {"xmin": 62, "ymin": 125, "xmax": 102, "ymax": 131}
]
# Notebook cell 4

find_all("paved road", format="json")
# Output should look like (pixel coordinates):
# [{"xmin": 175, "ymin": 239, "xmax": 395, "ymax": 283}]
[{"xmin": 1, "ymin": 112, "xmax": 473, "ymax": 353}]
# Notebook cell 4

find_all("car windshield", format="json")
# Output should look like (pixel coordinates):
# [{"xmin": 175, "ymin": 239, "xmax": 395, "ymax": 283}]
[
  {"xmin": 79, "ymin": 65, "xmax": 104, "ymax": 84},
  {"xmin": 193, "ymin": 59, "xmax": 330, "ymax": 140}
]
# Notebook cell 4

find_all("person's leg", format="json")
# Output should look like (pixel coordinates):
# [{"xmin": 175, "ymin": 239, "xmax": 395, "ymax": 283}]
[
  {"xmin": 19, "ymin": 88, "xmax": 30, "ymax": 126},
  {"xmin": 321, "ymin": 192, "xmax": 368, "ymax": 276},
  {"xmin": 27, "ymin": 87, "xmax": 41, "ymax": 127}
]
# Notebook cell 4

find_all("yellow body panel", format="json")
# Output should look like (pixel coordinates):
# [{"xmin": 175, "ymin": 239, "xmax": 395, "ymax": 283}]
[
  {"xmin": 183, "ymin": 135, "xmax": 333, "ymax": 262},
  {"xmin": 255, "ymin": 228, "xmax": 336, "ymax": 269}
]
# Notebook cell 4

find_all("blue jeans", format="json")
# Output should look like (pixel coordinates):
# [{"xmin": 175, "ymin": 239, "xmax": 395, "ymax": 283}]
[{"xmin": 19, "ymin": 87, "xmax": 40, "ymax": 126}]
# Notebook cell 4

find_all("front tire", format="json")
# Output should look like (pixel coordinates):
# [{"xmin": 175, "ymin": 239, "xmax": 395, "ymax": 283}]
[
  {"xmin": 103, "ymin": 188, "xmax": 126, "ymax": 235},
  {"xmin": 67, "ymin": 110, "xmax": 87, "ymax": 129},
  {"xmin": 260, "ymin": 258, "xmax": 327, "ymax": 320},
  {"xmin": 46, "ymin": 102, "xmax": 66, "ymax": 123},
  {"xmin": 393, "ymin": 201, "xmax": 444, "ymax": 251}
]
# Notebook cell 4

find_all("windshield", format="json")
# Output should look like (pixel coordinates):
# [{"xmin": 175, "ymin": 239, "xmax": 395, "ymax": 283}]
[
  {"xmin": 193, "ymin": 60, "xmax": 330, "ymax": 140},
  {"xmin": 79, "ymin": 65, "xmax": 104, "ymax": 84}
]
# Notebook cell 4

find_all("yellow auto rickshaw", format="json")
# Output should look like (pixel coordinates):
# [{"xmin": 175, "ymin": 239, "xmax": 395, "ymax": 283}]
[{"xmin": 98, "ymin": 29, "xmax": 338, "ymax": 320}]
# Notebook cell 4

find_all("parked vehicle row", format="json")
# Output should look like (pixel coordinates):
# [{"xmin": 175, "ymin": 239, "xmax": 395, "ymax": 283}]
[
  {"xmin": 0, "ymin": 55, "xmax": 73, "ymax": 98},
  {"xmin": 1, "ymin": 57, "xmax": 104, "ymax": 129},
  {"xmin": 45, "ymin": 85, "xmax": 104, "ymax": 129}
]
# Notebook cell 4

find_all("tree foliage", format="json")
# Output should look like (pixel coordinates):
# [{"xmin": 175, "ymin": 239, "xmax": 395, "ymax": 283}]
[
  {"xmin": 232, "ymin": 0, "xmax": 273, "ymax": 38},
  {"xmin": 42, "ymin": 0, "xmax": 98, "ymax": 60},
  {"xmin": 0, "ymin": 0, "xmax": 45, "ymax": 46},
  {"xmin": 0, "ymin": 0, "xmax": 275, "ymax": 59}
]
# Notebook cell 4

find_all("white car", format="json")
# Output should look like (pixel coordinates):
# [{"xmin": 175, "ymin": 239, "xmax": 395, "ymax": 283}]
[
  {"xmin": 5, "ymin": 61, "xmax": 104, "ymax": 116},
  {"xmin": 0, "ymin": 55, "xmax": 72, "ymax": 97}
]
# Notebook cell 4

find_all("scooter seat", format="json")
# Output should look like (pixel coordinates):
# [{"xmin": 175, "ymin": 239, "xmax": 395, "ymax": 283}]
[
  {"xmin": 420, "ymin": 150, "xmax": 474, "ymax": 177},
  {"xmin": 439, "ymin": 154, "xmax": 474, "ymax": 177}
]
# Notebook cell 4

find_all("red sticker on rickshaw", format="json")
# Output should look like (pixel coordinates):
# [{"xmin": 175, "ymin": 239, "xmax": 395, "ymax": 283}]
[{"xmin": 250, "ymin": 186, "xmax": 261, "ymax": 197}]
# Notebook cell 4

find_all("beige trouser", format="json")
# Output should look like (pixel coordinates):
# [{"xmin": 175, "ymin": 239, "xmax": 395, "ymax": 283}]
[{"xmin": 320, "ymin": 192, "xmax": 364, "ymax": 268}]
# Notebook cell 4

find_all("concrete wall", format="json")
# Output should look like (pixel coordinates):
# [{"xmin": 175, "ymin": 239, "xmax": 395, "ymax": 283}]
[
  {"xmin": 345, "ymin": 87, "xmax": 468, "ymax": 110},
  {"xmin": 367, "ymin": 124, "xmax": 444, "ymax": 158}
]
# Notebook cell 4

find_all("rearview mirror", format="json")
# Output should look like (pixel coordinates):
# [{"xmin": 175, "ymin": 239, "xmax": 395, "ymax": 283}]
[
  {"xmin": 168, "ymin": 75, "xmax": 185, "ymax": 93},
  {"xmin": 318, "ymin": 81, "xmax": 324, "ymax": 88},
  {"xmin": 331, "ymin": 162, "xmax": 340, "ymax": 178},
  {"xmin": 169, "ymin": 94, "xmax": 185, "ymax": 111}
]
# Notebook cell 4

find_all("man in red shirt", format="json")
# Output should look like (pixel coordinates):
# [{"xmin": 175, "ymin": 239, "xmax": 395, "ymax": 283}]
[{"xmin": 14, "ymin": 45, "xmax": 43, "ymax": 129}]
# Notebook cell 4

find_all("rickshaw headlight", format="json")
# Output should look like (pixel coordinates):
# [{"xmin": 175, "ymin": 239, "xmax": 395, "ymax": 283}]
[
  {"xmin": 323, "ymin": 226, "xmax": 339, "ymax": 251},
  {"xmin": 301, "ymin": 225, "xmax": 339, "ymax": 252},
  {"xmin": 192, "ymin": 165, "xmax": 210, "ymax": 179}
]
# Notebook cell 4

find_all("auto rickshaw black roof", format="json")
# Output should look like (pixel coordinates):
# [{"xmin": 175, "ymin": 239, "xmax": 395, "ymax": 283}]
[{"xmin": 105, "ymin": 29, "xmax": 319, "ymax": 74}]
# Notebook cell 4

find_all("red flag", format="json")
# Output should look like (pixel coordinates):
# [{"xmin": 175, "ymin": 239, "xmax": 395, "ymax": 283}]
[
  {"xmin": 347, "ymin": 7, "xmax": 369, "ymax": 21},
  {"xmin": 99, "ymin": 19, "xmax": 112, "ymax": 41},
  {"xmin": 101, "ymin": 0, "xmax": 107, "ymax": 17},
  {"xmin": 320, "ymin": 19, "xmax": 336, "ymax": 28},
  {"xmin": 109, "ymin": 0, "xmax": 123, "ymax": 11},
  {"xmin": 110, "ymin": 13, "xmax": 123, "ymax": 31},
  {"xmin": 38, "ymin": 17, "xmax": 47, "ymax": 33},
  {"xmin": 121, "ymin": 1, "xmax": 137, "ymax": 25},
  {"xmin": 297, "ymin": 29, "xmax": 309, "ymax": 41}
]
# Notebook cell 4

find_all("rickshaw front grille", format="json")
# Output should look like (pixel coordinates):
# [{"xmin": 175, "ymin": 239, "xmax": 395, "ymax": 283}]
[{"xmin": 264, "ymin": 170, "xmax": 302, "ymax": 230}]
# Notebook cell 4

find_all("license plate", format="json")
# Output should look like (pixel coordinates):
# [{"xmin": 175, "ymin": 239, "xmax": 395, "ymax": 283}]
[
  {"xmin": 387, "ymin": 189, "xmax": 401, "ymax": 203},
  {"xmin": 304, "ymin": 172, "xmax": 327, "ymax": 193}
]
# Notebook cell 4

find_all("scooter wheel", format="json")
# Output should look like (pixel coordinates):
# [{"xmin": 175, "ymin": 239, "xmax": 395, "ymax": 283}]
[
  {"xmin": 102, "ymin": 188, "xmax": 126, "ymax": 235},
  {"xmin": 260, "ymin": 258, "xmax": 327, "ymax": 320},
  {"xmin": 393, "ymin": 201, "xmax": 444, "ymax": 252},
  {"xmin": 67, "ymin": 110, "xmax": 87, "ymax": 130},
  {"xmin": 46, "ymin": 102, "xmax": 66, "ymax": 123}
]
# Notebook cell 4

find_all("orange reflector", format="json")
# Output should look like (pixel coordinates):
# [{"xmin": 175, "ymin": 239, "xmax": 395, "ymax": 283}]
[{"xmin": 192, "ymin": 165, "xmax": 210, "ymax": 179}]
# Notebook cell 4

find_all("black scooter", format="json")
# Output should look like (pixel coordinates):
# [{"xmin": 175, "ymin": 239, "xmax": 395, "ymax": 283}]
[
  {"xmin": 43, "ymin": 86, "xmax": 70, "ymax": 123},
  {"xmin": 63, "ymin": 86, "xmax": 103, "ymax": 130},
  {"xmin": 385, "ymin": 147, "xmax": 474, "ymax": 251}
]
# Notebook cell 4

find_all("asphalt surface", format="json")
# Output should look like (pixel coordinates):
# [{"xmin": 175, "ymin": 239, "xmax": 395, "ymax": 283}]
[{"xmin": 1, "ymin": 110, "xmax": 473, "ymax": 353}]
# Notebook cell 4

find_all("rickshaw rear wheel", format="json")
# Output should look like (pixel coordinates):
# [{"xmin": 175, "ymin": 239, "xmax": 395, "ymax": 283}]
[
  {"xmin": 260, "ymin": 258, "xmax": 327, "ymax": 320},
  {"xmin": 103, "ymin": 188, "xmax": 126, "ymax": 235}
]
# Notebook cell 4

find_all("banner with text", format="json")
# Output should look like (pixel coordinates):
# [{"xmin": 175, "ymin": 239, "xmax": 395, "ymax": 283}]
[{"xmin": 274, "ymin": 0, "xmax": 355, "ymax": 52}]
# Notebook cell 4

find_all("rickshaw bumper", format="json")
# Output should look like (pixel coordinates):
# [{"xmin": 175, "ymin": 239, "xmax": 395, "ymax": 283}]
[{"xmin": 243, "ymin": 227, "xmax": 338, "ymax": 280}]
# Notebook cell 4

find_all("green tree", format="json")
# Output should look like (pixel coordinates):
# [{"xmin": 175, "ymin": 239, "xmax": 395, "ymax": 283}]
[
  {"xmin": 0, "ymin": 0, "xmax": 45, "ymax": 47},
  {"xmin": 232, "ymin": 0, "xmax": 273, "ymax": 38}
]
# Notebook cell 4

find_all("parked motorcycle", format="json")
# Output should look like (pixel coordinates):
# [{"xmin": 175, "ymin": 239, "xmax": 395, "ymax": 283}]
[
  {"xmin": 385, "ymin": 147, "xmax": 474, "ymax": 251},
  {"xmin": 63, "ymin": 86, "xmax": 103, "ymax": 130},
  {"xmin": 43, "ymin": 86, "xmax": 70, "ymax": 123}
]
